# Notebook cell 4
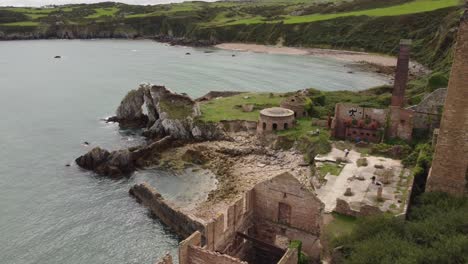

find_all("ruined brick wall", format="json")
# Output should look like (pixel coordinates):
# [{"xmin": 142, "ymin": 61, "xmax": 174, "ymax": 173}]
[
  {"xmin": 388, "ymin": 107, "xmax": 414, "ymax": 140},
  {"xmin": 253, "ymin": 172, "xmax": 323, "ymax": 258},
  {"xmin": 129, "ymin": 183, "xmax": 205, "ymax": 239},
  {"xmin": 334, "ymin": 198, "xmax": 382, "ymax": 218},
  {"xmin": 204, "ymin": 190, "xmax": 254, "ymax": 259},
  {"xmin": 187, "ymin": 246, "xmax": 247, "ymax": 264},
  {"xmin": 277, "ymin": 248, "xmax": 298, "ymax": 264},
  {"xmin": 130, "ymin": 184, "xmax": 255, "ymax": 263},
  {"xmin": 280, "ymin": 102, "xmax": 307, "ymax": 118},
  {"xmin": 332, "ymin": 103, "xmax": 387, "ymax": 139},
  {"xmin": 179, "ymin": 231, "xmax": 202, "ymax": 264},
  {"xmin": 391, "ymin": 39, "xmax": 411, "ymax": 108},
  {"xmin": 426, "ymin": 9, "xmax": 468, "ymax": 196},
  {"xmin": 220, "ymin": 120, "xmax": 258, "ymax": 133},
  {"xmin": 345, "ymin": 127, "xmax": 381, "ymax": 143}
]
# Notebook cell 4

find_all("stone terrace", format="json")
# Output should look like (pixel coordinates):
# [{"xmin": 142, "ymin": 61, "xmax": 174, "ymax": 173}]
[{"xmin": 314, "ymin": 147, "xmax": 412, "ymax": 216}]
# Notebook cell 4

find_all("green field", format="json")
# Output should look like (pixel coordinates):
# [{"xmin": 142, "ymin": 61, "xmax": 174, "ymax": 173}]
[
  {"xmin": 0, "ymin": 0, "xmax": 461, "ymax": 27},
  {"xmin": 0, "ymin": 21, "xmax": 40, "ymax": 26},
  {"xmin": 85, "ymin": 7, "xmax": 120, "ymax": 19},
  {"xmin": 222, "ymin": 0, "xmax": 461, "ymax": 26},
  {"xmin": 199, "ymin": 92, "xmax": 283, "ymax": 122}
]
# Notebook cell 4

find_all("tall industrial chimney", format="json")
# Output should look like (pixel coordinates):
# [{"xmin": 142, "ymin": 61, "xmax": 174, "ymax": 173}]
[
  {"xmin": 391, "ymin": 39, "xmax": 412, "ymax": 108},
  {"xmin": 426, "ymin": 8, "xmax": 468, "ymax": 196}
]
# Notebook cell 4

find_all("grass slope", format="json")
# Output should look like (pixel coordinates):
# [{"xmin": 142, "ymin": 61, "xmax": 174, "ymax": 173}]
[
  {"xmin": 199, "ymin": 92, "xmax": 283, "ymax": 122},
  {"xmin": 223, "ymin": 0, "xmax": 461, "ymax": 25}
]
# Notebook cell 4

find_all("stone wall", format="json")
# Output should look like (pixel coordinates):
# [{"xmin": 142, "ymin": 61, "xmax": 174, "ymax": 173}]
[
  {"xmin": 179, "ymin": 231, "xmax": 202, "ymax": 264},
  {"xmin": 426, "ymin": 9, "xmax": 468, "ymax": 196},
  {"xmin": 187, "ymin": 246, "xmax": 247, "ymax": 264},
  {"xmin": 219, "ymin": 120, "xmax": 258, "ymax": 133},
  {"xmin": 174, "ymin": 173, "xmax": 324, "ymax": 264},
  {"xmin": 277, "ymin": 248, "xmax": 298, "ymax": 264},
  {"xmin": 253, "ymin": 172, "xmax": 323, "ymax": 258},
  {"xmin": 205, "ymin": 190, "xmax": 254, "ymax": 258},
  {"xmin": 409, "ymin": 88, "xmax": 446, "ymax": 129},
  {"xmin": 129, "ymin": 183, "xmax": 205, "ymax": 239},
  {"xmin": 334, "ymin": 198, "xmax": 382, "ymax": 217}
]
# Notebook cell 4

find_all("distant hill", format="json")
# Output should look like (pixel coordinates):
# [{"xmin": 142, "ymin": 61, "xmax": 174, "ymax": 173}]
[{"xmin": 0, "ymin": 0, "xmax": 463, "ymax": 71}]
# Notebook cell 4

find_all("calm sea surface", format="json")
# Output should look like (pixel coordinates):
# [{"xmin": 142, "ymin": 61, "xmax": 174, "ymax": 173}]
[{"xmin": 0, "ymin": 39, "xmax": 387, "ymax": 264}]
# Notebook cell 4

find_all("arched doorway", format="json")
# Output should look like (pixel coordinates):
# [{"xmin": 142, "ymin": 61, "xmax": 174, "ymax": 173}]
[
  {"xmin": 284, "ymin": 123, "xmax": 288, "ymax": 129},
  {"xmin": 272, "ymin": 123, "xmax": 278, "ymax": 130},
  {"xmin": 262, "ymin": 122, "xmax": 267, "ymax": 130}
]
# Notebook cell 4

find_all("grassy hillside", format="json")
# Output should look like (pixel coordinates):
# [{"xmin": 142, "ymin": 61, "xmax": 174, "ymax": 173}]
[
  {"xmin": 0, "ymin": 0, "xmax": 463, "ymax": 73},
  {"xmin": 0, "ymin": 1, "xmax": 456, "ymax": 108}
]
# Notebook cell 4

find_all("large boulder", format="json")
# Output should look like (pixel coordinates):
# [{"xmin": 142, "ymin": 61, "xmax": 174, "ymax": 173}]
[
  {"xmin": 75, "ymin": 147, "xmax": 110, "ymax": 170},
  {"xmin": 75, "ymin": 136, "xmax": 176, "ymax": 177}
]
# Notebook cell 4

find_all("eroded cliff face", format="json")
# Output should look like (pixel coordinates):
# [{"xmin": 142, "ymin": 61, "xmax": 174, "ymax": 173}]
[
  {"xmin": 76, "ymin": 84, "xmax": 224, "ymax": 177},
  {"xmin": 110, "ymin": 84, "xmax": 223, "ymax": 140}
]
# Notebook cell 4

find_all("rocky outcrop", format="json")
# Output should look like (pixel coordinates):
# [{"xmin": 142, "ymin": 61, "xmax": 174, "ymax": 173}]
[
  {"xmin": 155, "ymin": 254, "xmax": 173, "ymax": 264},
  {"xmin": 77, "ymin": 84, "xmax": 226, "ymax": 177},
  {"xmin": 75, "ymin": 136, "xmax": 175, "ymax": 177},
  {"xmin": 108, "ymin": 84, "xmax": 225, "ymax": 140},
  {"xmin": 107, "ymin": 86, "xmax": 148, "ymax": 128}
]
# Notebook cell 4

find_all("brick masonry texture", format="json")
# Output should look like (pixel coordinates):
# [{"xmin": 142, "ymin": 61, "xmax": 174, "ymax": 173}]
[
  {"xmin": 426, "ymin": 9, "xmax": 468, "ymax": 196},
  {"xmin": 391, "ymin": 40, "xmax": 411, "ymax": 107}
]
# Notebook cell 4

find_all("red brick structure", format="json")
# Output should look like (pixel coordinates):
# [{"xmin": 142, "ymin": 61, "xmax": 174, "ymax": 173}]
[
  {"xmin": 332, "ymin": 104, "xmax": 387, "ymax": 142},
  {"xmin": 257, "ymin": 107, "xmax": 295, "ymax": 132},
  {"xmin": 332, "ymin": 38, "xmax": 418, "ymax": 142},
  {"xmin": 391, "ymin": 39, "xmax": 412, "ymax": 108},
  {"xmin": 280, "ymin": 95, "xmax": 309, "ymax": 118},
  {"xmin": 426, "ymin": 9, "xmax": 468, "ymax": 197}
]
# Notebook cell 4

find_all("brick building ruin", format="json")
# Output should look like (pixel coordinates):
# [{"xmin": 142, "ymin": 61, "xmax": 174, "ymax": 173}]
[
  {"xmin": 138, "ymin": 172, "xmax": 324, "ymax": 264},
  {"xmin": 179, "ymin": 172, "xmax": 323, "ymax": 264},
  {"xmin": 426, "ymin": 8, "xmax": 468, "ymax": 197},
  {"xmin": 257, "ymin": 107, "xmax": 295, "ymax": 133},
  {"xmin": 331, "ymin": 39, "xmax": 447, "ymax": 143},
  {"xmin": 280, "ymin": 95, "xmax": 309, "ymax": 118}
]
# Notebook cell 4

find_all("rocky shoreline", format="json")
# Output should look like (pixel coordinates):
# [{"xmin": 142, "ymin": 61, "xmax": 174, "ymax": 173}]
[
  {"xmin": 74, "ymin": 84, "xmax": 313, "ymax": 222},
  {"xmin": 75, "ymin": 84, "xmax": 225, "ymax": 177}
]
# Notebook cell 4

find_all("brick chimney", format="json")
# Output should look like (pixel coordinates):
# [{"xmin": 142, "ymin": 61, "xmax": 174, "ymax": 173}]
[
  {"xmin": 391, "ymin": 39, "xmax": 412, "ymax": 108},
  {"xmin": 426, "ymin": 7, "xmax": 468, "ymax": 196}
]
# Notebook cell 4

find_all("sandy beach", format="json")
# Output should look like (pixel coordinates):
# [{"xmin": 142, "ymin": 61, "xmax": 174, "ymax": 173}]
[{"xmin": 215, "ymin": 43, "xmax": 429, "ymax": 76}]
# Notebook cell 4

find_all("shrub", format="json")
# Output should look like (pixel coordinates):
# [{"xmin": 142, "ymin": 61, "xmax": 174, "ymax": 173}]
[
  {"xmin": 427, "ymin": 72, "xmax": 449, "ymax": 92},
  {"xmin": 332, "ymin": 193, "xmax": 468, "ymax": 264}
]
